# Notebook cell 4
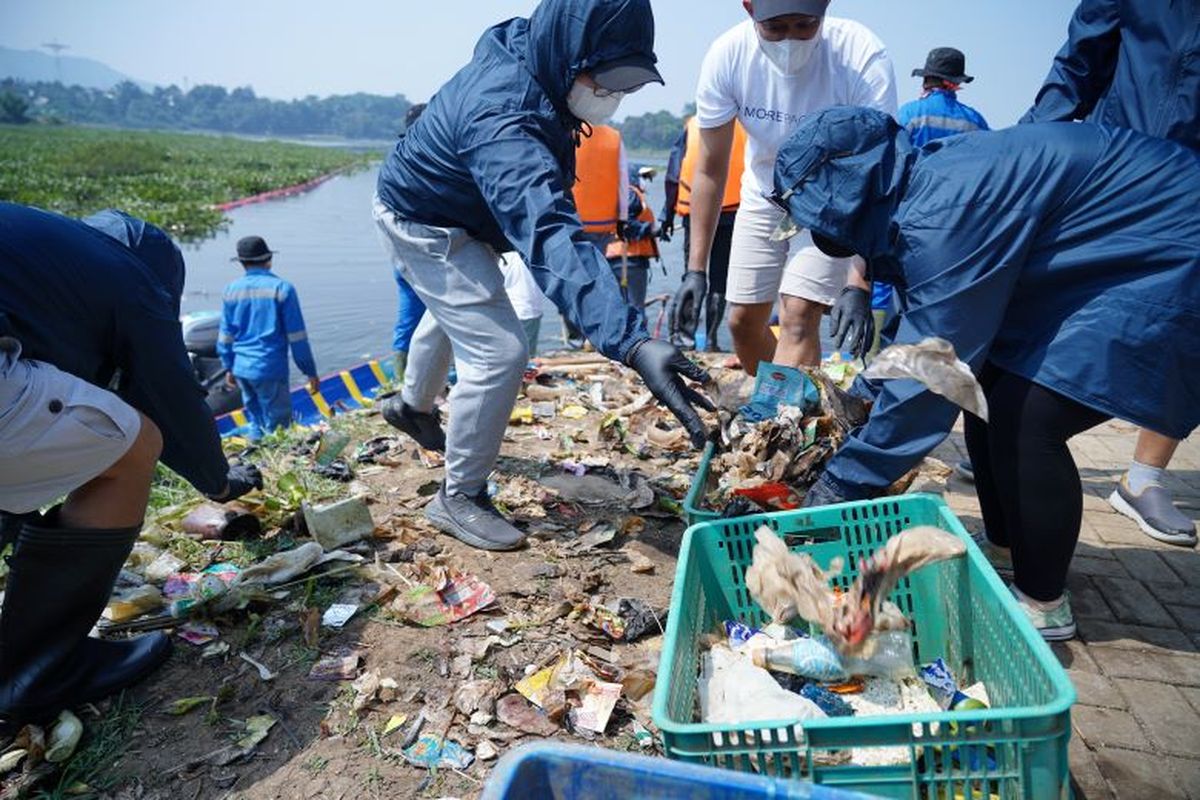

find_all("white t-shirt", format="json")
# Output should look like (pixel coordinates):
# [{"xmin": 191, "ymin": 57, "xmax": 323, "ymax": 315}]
[
  {"xmin": 696, "ymin": 17, "xmax": 897, "ymax": 212},
  {"xmin": 499, "ymin": 252, "xmax": 546, "ymax": 321}
]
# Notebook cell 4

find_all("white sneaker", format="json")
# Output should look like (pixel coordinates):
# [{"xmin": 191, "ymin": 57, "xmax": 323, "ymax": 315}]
[{"xmin": 1010, "ymin": 586, "xmax": 1076, "ymax": 642}]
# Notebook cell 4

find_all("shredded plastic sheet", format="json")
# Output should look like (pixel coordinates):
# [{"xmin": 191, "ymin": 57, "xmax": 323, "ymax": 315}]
[
  {"xmin": 745, "ymin": 525, "xmax": 965, "ymax": 656},
  {"xmin": 863, "ymin": 337, "xmax": 988, "ymax": 421},
  {"xmin": 698, "ymin": 645, "xmax": 824, "ymax": 726}
]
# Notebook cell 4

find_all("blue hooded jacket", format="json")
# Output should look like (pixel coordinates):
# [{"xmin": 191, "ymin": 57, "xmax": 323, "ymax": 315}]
[
  {"xmin": 0, "ymin": 203, "xmax": 229, "ymax": 496},
  {"xmin": 1021, "ymin": 0, "xmax": 1200, "ymax": 150},
  {"xmin": 773, "ymin": 108, "xmax": 1200, "ymax": 498},
  {"xmin": 376, "ymin": 0, "xmax": 655, "ymax": 361}
]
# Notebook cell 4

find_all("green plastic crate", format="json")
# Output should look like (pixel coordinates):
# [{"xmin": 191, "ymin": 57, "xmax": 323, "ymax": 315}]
[
  {"xmin": 651, "ymin": 495, "xmax": 1075, "ymax": 800},
  {"xmin": 683, "ymin": 441, "xmax": 720, "ymax": 526}
]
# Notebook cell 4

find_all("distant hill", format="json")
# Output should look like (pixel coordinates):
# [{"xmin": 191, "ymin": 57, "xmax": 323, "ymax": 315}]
[{"xmin": 0, "ymin": 45, "xmax": 151, "ymax": 90}]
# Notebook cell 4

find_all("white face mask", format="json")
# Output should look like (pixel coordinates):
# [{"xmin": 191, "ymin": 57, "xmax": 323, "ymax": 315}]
[
  {"xmin": 567, "ymin": 80, "xmax": 624, "ymax": 124},
  {"xmin": 757, "ymin": 33, "xmax": 820, "ymax": 75}
]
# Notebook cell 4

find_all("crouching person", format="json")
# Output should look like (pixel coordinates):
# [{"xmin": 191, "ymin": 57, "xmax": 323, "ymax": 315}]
[{"xmin": 0, "ymin": 203, "xmax": 262, "ymax": 732}]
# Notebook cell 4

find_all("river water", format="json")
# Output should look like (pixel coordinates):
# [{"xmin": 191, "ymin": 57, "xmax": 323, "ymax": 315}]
[{"xmin": 180, "ymin": 165, "xmax": 690, "ymax": 379}]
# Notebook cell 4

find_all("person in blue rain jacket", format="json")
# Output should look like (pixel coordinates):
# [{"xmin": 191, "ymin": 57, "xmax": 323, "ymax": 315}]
[
  {"xmin": 0, "ymin": 203, "xmax": 260, "ymax": 732},
  {"xmin": 217, "ymin": 235, "xmax": 319, "ymax": 439},
  {"xmin": 769, "ymin": 107, "xmax": 1198, "ymax": 641},
  {"xmin": 1019, "ymin": 0, "xmax": 1200, "ymax": 548},
  {"xmin": 372, "ymin": 0, "xmax": 712, "ymax": 552}
]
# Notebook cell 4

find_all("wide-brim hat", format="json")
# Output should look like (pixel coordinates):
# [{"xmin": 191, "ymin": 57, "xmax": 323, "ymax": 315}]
[
  {"xmin": 233, "ymin": 235, "xmax": 275, "ymax": 264},
  {"xmin": 750, "ymin": 0, "xmax": 830, "ymax": 21},
  {"xmin": 912, "ymin": 46, "xmax": 973, "ymax": 84},
  {"xmin": 591, "ymin": 54, "xmax": 664, "ymax": 93}
]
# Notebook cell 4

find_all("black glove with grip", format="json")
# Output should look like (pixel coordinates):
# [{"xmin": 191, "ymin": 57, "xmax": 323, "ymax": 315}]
[
  {"xmin": 829, "ymin": 286, "xmax": 874, "ymax": 360},
  {"xmin": 670, "ymin": 270, "xmax": 706, "ymax": 348},
  {"xmin": 658, "ymin": 217, "xmax": 674, "ymax": 242},
  {"xmin": 625, "ymin": 337, "xmax": 715, "ymax": 449},
  {"xmin": 208, "ymin": 463, "xmax": 264, "ymax": 503}
]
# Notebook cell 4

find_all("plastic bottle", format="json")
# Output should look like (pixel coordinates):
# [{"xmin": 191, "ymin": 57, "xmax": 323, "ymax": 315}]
[{"xmin": 750, "ymin": 637, "xmax": 847, "ymax": 682}]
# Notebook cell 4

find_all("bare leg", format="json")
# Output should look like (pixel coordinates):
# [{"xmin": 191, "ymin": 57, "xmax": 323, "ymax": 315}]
[
  {"xmin": 1133, "ymin": 429, "xmax": 1180, "ymax": 469},
  {"xmin": 59, "ymin": 413, "xmax": 162, "ymax": 529},
  {"xmin": 773, "ymin": 294, "xmax": 827, "ymax": 368},
  {"xmin": 727, "ymin": 301, "xmax": 777, "ymax": 377}
]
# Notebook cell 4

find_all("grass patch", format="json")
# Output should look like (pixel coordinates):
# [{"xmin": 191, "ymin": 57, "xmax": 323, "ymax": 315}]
[
  {"xmin": 34, "ymin": 695, "xmax": 143, "ymax": 800},
  {"xmin": 0, "ymin": 124, "xmax": 376, "ymax": 241}
]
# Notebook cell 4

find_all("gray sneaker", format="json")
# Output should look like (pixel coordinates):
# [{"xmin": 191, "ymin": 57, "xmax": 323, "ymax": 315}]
[
  {"xmin": 954, "ymin": 459, "xmax": 975, "ymax": 483},
  {"xmin": 381, "ymin": 397, "xmax": 446, "ymax": 453},
  {"xmin": 1108, "ymin": 477, "xmax": 1197, "ymax": 547},
  {"xmin": 426, "ymin": 488, "xmax": 526, "ymax": 551}
]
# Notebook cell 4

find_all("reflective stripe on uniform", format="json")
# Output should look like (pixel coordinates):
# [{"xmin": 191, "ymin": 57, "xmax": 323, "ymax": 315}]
[
  {"xmin": 904, "ymin": 115, "xmax": 983, "ymax": 134},
  {"xmin": 223, "ymin": 288, "xmax": 279, "ymax": 302},
  {"xmin": 287, "ymin": 330, "xmax": 308, "ymax": 343}
]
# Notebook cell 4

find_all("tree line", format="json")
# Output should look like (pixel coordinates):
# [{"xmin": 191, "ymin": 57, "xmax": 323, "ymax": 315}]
[{"xmin": 0, "ymin": 78, "xmax": 689, "ymax": 152}]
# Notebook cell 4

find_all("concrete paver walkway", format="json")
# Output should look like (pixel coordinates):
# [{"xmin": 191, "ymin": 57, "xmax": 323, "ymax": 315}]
[{"xmin": 935, "ymin": 420, "xmax": 1200, "ymax": 799}]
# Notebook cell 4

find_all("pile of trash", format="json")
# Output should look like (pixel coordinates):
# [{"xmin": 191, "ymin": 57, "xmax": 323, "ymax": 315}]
[
  {"xmin": 697, "ymin": 525, "xmax": 983, "ymax": 767},
  {"xmin": 701, "ymin": 360, "xmax": 870, "ymax": 513}
]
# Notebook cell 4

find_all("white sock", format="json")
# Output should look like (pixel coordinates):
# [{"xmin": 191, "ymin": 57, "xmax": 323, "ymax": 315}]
[{"xmin": 1126, "ymin": 460, "xmax": 1165, "ymax": 494}]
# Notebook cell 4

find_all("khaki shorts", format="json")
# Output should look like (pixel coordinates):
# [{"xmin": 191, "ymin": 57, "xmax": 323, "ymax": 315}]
[
  {"xmin": 0, "ymin": 340, "xmax": 141, "ymax": 514},
  {"xmin": 725, "ymin": 203, "xmax": 854, "ymax": 307}
]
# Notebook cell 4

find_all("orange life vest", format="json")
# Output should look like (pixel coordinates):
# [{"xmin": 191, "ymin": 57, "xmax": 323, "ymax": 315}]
[
  {"xmin": 606, "ymin": 186, "xmax": 659, "ymax": 260},
  {"xmin": 572, "ymin": 124, "xmax": 622, "ymax": 235},
  {"xmin": 676, "ymin": 116, "xmax": 746, "ymax": 216}
]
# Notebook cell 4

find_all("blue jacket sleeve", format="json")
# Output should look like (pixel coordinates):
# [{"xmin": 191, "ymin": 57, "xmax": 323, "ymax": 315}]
[
  {"xmin": 279, "ymin": 284, "xmax": 317, "ymax": 378},
  {"xmin": 217, "ymin": 299, "xmax": 236, "ymax": 373},
  {"xmin": 823, "ymin": 211, "xmax": 1037, "ymax": 498},
  {"xmin": 459, "ymin": 113, "xmax": 646, "ymax": 361},
  {"xmin": 660, "ymin": 126, "xmax": 686, "ymax": 223},
  {"xmin": 119, "ymin": 284, "xmax": 229, "ymax": 497},
  {"xmin": 1020, "ymin": 0, "xmax": 1121, "ymax": 124}
]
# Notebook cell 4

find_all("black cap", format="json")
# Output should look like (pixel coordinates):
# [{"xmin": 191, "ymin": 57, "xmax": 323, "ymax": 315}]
[
  {"xmin": 750, "ymin": 0, "xmax": 830, "ymax": 21},
  {"xmin": 233, "ymin": 235, "xmax": 275, "ymax": 264},
  {"xmin": 912, "ymin": 47, "xmax": 974, "ymax": 84},
  {"xmin": 591, "ymin": 54, "xmax": 664, "ymax": 93}
]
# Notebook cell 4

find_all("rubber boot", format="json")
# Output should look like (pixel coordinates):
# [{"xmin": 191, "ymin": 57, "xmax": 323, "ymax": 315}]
[
  {"xmin": 704, "ymin": 293, "xmax": 726, "ymax": 353},
  {"xmin": 0, "ymin": 515, "xmax": 172, "ymax": 732}
]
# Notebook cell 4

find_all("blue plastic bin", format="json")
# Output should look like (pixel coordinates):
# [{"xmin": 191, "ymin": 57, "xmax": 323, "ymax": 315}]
[{"xmin": 481, "ymin": 742, "xmax": 882, "ymax": 800}]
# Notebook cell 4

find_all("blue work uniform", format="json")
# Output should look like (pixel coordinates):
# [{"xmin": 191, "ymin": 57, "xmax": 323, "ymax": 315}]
[
  {"xmin": 393, "ymin": 270, "xmax": 425, "ymax": 353},
  {"xmin": 217, "ymin": 268, "xmax": 317, "ymax": 437},
  {"xmin": 1020, "ymin": 0, "xmax": 1200, "ymax": 151},
  {"xmin": 772, "ymin": 108, "xmax": 1199, "ymax": 499},
  {"xmin": 375, "ymin": 0, "xmax": 651, "ymax": 362},
  {"xmin": 897, "ymin": 89, "xmax": 989, "ymax": 148},
  {"xmin": 0, "ymin": 203, "xmax": 228, "ymax": 496}
]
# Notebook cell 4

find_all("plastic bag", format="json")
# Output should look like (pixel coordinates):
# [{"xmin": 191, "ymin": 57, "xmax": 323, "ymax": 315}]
[{"xmin": 698, "ymin": 645, "xmax": 825, "ymax": 726}]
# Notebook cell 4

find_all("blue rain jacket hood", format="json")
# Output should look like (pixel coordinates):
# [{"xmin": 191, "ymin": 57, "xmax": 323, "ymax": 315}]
[
  {"xmin": 0, "ymin": 203, "xmax": 229, "ymax": 496},
  {"xmin": 376, "ymin": 0, "xmax": 657, "ymax": 361},
  {"xmin": 773, "ymin": 107, "xmax": 1200, "ymax": 498}
]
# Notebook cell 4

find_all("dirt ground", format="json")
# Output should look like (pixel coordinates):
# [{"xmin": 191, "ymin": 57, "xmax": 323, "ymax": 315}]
[{"xmin": 7, "ymin": 354, "xmax": 720, "ymax": 800}]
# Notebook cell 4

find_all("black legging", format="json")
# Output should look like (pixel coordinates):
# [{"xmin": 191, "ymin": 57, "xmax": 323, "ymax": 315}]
[{"xmin": 964, "ymin": 365, "xmax": 1110, "ymax": 602}]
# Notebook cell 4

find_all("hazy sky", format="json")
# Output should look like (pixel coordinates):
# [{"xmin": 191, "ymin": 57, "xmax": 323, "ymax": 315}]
[{"xmin": 1, "ymin": 1, "xmax": 1078, "ymax": 126}]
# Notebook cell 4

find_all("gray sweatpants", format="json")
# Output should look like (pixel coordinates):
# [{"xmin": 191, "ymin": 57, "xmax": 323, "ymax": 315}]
[{"xmin": 372, "ymin": 198, "xmax": 527, "ymax": 496}]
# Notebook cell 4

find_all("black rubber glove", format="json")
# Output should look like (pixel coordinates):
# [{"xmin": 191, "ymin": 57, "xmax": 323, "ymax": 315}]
[
  {"xmin": 208, "ymin": 463, "xmax": 264, "ymax": 502},
  {"xmin": 803, "ymin": 473, "xmax": 849, "ymax": 508},
  {"xmin": 658, "ymin": 217, "xmax": 674, "ymax": 242},
  {"xmin": 829, "ymin": 286, "xmax": 874, "ymax": 360},
  {"xmin": 671, "ymin": 270, "xmax": 706, "ymax": 349},
  {"xmin": 624, "ymin": 338, "xmax": 715, "ymax": 449},
  {"xmin": 615, "ymin": 220, "xmax": 628, "ymax": 242}
]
